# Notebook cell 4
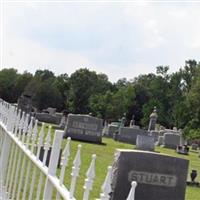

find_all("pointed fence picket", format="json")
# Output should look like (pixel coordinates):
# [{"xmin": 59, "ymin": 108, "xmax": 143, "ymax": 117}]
[{"xmin": 0, "ymin": 98, "xmax": 137, "ymax": 200}]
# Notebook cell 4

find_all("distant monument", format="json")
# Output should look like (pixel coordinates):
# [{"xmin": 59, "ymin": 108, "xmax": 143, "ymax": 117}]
[
  {"xmin": 129, "ymin": 114, "xmax": 135, "ymax": 127},
  {"xmin": 148, "ymin": 106, "xmax": 158, "ymax": 131},
  {"xmin": 17, "ymin": 93, "xmax": 32, "ymax": 114},
  {"xmin": 119, "ymin": 113, "xmax": 126, "ymax": 127},
  {"xmin": 59, "ymin": 110, "xmax": 69, "ymax": 129}
]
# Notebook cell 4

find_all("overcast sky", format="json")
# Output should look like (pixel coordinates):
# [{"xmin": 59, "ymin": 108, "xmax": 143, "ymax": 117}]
[{"xmin": 1, "ymin": 1, "xmax": 200, "ymax": 82}]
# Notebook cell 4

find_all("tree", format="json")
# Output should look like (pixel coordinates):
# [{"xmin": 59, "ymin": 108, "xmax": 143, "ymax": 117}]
[
  {"xmin": 14, "ymin": 71, "xmax": 33, "ymax": 99},
  {"xmin": 0, "ymin": 68, "xmax": 19, "ymax": 102},
  {"xmin": 33, "ymin": 79, "xmax": 62, "ymax": 111},
  {"xmin": 68, "ymin": 68, "xmax": 113, "ymax": 114}
]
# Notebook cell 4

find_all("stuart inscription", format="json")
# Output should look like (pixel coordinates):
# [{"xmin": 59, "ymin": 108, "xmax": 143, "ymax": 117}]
[{"xmin": 128, "ymin": 170, "xmax": 177, "ymax": 187}]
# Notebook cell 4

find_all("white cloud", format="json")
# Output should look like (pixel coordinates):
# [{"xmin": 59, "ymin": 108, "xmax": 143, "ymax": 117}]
[
  {"xmin": 2, "ymin": 2, "xmax": 200, "ymax": 82},
  {"xmin": 3, "ymin": 35, "xmax": 94, "ymax": 75}
]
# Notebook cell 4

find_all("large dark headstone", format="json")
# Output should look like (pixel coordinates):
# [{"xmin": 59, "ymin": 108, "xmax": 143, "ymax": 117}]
[
  {"xmin": 64, "ymin": 114, "xmax": 103, "ymax": 143},
  {"xmin": 17, "ymin": 94, "xmax": 32, "ymax": 114},
  {"xmin": 116, "ymin": 127, "xmax": 148, "ymax": 145},
  {"xmin": 110, "ymin": 150, "xmax": 189, "ymax": 200}
]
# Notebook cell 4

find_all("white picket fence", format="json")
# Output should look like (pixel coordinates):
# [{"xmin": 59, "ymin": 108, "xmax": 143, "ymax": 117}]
[{"xmin": 0, "ymin": 99, "xmax": 137, "ymax": 200}]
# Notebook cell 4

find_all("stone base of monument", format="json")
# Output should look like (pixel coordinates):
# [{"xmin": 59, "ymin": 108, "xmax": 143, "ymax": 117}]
[
  {"xmin": 149, "ymin": 131, "xmax": 159, "ymax": 142},
  {"xmin": 136, "ymin": 135, "xmax": 155, "ymax": 151},
  {"xmin": 110, "ymin": 149, "xmax": 189, "ymax": 200},
  {"xmin": 64, "ymin": 132, "xmax": 102, "ymax": 143},
  {"xmin": 117, "ymin": 127, "xmax": 148, "ymax": 145}
]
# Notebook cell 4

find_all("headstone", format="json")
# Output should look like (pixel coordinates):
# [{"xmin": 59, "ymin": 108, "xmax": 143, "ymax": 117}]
[
  {"xmin": 191, "ymin": 143, "xmax": 198, "ymax": 150},
  {"xmin": 110, "ymin": 149, "xmax": 189, "ymax": 200},
  {"xmin": 102, "ymin": 125, "xmax": 108, "ymax": 136},
  {"xmin": 17, "ymin": 94, "xmax": 32, "ymax": 114},
  {"xmin": 58, "ymin": 110, "xmax": 69, "ymax": 129},
  {"xmin": 64, "ymin": 114, "xmax": 103, "ymax": 143},
  {"xmin": 117, "ymin": 127, "xmax": 148, "ymax": 145},
  {"xmin": 46, "ymin": 107, "xmax": 56, "ymax": 115},
  {"xmin": 180, "ymin": 136, "xmax": 186, "ymax": 146},
  {"xmin": 156, "ymin": 136, "xmax": 164, "ymax": 146},
  {"xmin": 148, "ymin": 106, "xmax": 158, "ymax": 131},
  {"xmin": 163, "ymin": 133, "xmax": 180, "ymax": 149},
  {"xmin": 132, "ymin": 125, "xmax": 140, "ymax": 129},
  {"xmin": 105, "ymin": 124, "xmax": 119, "ymax": 138},
  {"xmin": 35, "ymin": 113, "xmax": 61, "ymax": 124},
  {"xmin": 149, "ymin": 131, "xmax": 159, "ymax": 142},
  {"xmin": 136, "ymin": 135, "xmax": 155, "ymax": 151},
  {"xmin": 59, "ymin": 116, "xmax": 67, "ymax": 129}
]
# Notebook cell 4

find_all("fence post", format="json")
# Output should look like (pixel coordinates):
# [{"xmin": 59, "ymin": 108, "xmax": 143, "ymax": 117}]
[
  {"xmin": 126, "ymin": 181, "xmax": 137, "ymax": 200},
  {"xmin": 43, "ymin": 130, "xmax": 64, "ymax": 199},
  {"xmin": 0, "ymin": 133, "xmax": 11, "ymax": 189}
]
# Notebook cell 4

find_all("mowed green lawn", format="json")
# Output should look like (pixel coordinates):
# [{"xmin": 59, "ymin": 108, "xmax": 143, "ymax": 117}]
[{"xmin": 53, "ymin": 134, "xmax": 200, "ymax": 200}]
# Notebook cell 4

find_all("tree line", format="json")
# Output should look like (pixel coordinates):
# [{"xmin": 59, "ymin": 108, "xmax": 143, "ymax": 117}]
[{"xmin": 0, "ymin": 59, "xmax": 200, "ymax": 139}]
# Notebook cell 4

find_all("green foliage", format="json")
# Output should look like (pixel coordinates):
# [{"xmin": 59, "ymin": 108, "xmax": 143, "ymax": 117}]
[
  {"xmin": 1, "ymin": 60, "xmax": 200, "ymax": 139},
  {"xmin": 33, "ymin": 80, "xmax": 62, "ymax": 111},
  {"xmin": 67, "ymin": 68, "xmax": 112, "ymax": 114},
  {"xmin": 0, "ymin": 68, "xmax": 19, "ymax": 102}
]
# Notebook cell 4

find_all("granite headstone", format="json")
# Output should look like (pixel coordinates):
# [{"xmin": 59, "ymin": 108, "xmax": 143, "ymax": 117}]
[
  {"xmin": 64, "ymin": 114, "xmax": 103, "ymax": 143},
  {"xmin": 117, "ymin": 127, "xmax": 148, "ymax": 145},
  {"xmin": 156, "ymin": 136, "xmax": 164, "ymax": 146},
  {"xmin": 110, "ymin": 149, "xmax": 189, "ymax": 200},
  {"xmin": 163, "ymin": 133, "xmax": 180, "ymax": 149},
  {"xmin": 191, "ymin": 143, "xmax": 198, "ymax": 150},
  {"xmin": 106, "ymin": 125, "xmax": 119, "ymax": 138},
  {"xmin": 149, "ymin": 131, "xmax": 159, "ymax": 142},
  {"xmin": 17, "ymin": 94, "xmax": 32, "ymax": 114}
]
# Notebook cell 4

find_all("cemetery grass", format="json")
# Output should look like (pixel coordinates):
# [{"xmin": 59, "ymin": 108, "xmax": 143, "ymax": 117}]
[
  {"xmin": 56, "ymin": 137, "xmax": 200, "ymax": 200},
  {"xmin": 40, "ymin": 126, "xmax": 200, "ymax": 200}
]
